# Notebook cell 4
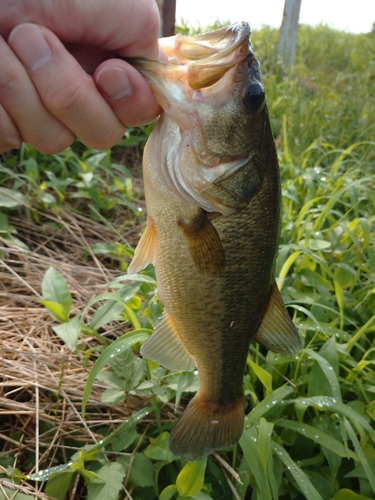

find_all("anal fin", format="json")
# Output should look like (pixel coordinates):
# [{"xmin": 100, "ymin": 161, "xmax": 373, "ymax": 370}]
[
  {"xmin": 141, "ymin": 311, "xmax": 195, "ymax": 372},
  {"xmin": 178, "ymin": 210, "xmax": 225, "ymax": 274},
  {"xmin": 128, "ymin": 219, "xmax": 157, "ymax": 274},
  {"xmin": 254, "ymin": 282, "xmax": 302, "ymax": 356}
]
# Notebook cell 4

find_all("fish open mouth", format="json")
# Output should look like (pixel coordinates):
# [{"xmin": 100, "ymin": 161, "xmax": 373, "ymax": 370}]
[{"xmin": 160, "ymin": 21, "xmax": 251, "ymax": 90}]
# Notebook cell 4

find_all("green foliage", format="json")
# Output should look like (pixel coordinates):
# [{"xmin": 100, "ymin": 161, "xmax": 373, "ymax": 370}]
[{"xmin": 1, "ymin": 23, "xmax": 375, "ymax": 500}]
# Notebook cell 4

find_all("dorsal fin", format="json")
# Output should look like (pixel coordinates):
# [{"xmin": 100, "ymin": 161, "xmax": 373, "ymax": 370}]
[
  {"xmin": 141, "ymin": 311, "xmax": 196, "ymax": 372},
  {"xmin": 127, "ymin": 219, "xmax": 157, "ymax": 274},
  {"xmin": 254, "ymin": 283, "xmax": 302, "ymax": 356}
]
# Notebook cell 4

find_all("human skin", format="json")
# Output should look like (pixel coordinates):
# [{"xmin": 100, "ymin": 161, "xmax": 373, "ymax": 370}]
[{"xmin": 0, "ymin": 0, "xmax": 161, "ymax": 154}]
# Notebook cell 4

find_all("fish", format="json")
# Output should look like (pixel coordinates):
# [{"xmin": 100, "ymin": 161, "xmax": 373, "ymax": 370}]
[{"xmin": 127, "ymin": 21, "xmax": 301, "ymax": 461}]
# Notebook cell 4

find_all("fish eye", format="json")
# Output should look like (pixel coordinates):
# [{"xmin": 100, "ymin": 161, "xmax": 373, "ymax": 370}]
[{"xmin": 242, "ymin": 82, "xmax": 265, "ymax": 112}]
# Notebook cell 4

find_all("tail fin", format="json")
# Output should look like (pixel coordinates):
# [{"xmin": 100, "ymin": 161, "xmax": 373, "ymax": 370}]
[{"xmin": 169, "ymin": 394, "xmax": 244, "ymax": 461}]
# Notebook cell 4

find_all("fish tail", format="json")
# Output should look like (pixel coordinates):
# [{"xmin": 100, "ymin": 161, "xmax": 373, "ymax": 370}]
[{"xmin": 169, "ymin": 393, "xmax": 244, "ymax": 461}]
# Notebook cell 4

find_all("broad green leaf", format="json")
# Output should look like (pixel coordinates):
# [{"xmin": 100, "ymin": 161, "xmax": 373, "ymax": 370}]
[
  {"xmin": 87, "ymin": 283, "xmax": 141, "ymax": 329},
  {"xmin": 100, "ymin": 388, "xmax": 125, "ymax": 404},
  {"xmin": 308, "ymin": 470, "xmax": 335, "ymax": 499},
  {"xmin": 334, "ymin": 263, "xmax": 358, "ymax": 289},
  {"xmin": 87, "ymin": 462, "xmax": 126, "ymax": 500},
  {"xmin": 144, "ymin": 431, "xmax": 179, "ymax": 462},
  {"xmin": 0, "ymin": 212, "xmax": 16, "ymax": 233},
  {"xmin": 72, "ymin": 467, "xmax": 104, "ymax": 482},
  {"xmin": 44, "ymin": 470, "xmax": 76, "ymax": 500},
  {"xmin": 110, "ymin": 348, "xmax": 145, "ymax": 389},
  {"xmin": 248, "ymin": 358, "xmax": 273, "ymax": 396},
  {"xmin": 300, "ymin": 268, "xmax": 329, "ymax": 287},
  {"xmin": 189, "ymin": 493, "xmax": 214, "ymax": 500},
  {"xmin": 123, "ymin": 302, "xmax": 141, "ymax": 329},
  {"xmin": 6, "ymin": 233, "xmax": 29, "ymax": 250},
  {"xmin": 6, "ymin": 467, "xmax": 27, "ymax": 480},
  {"xmin": 52, "ymin": 314, "xmax": 81, "ymax": 350},
  {"xmin": 41, "ymin": 266, "xmax": 72, "ymax": 318},
  {"xmin": 299, "ymin": 238, "xmax": 331, "ymax": 250},
  {"xmin": 175, "ymin": 371, "xmax": 195, "ymax": 410},
  {"xmin": 160, "ymin": 484, "xmax": 178, "ymax": 500},
  {"xmin": 26, "ymin": 462, "xmax": 73, "ymax": 481},
  {"xmin": 111, "ymin": 428, "xmax": 138, "ymax": 453},
  {"xmin": 89, "ymin": 243, "xmax": 116, "ymax": 255},
  {"xmin": 128, "ymin": 453, "xmax": 155, "ymax": 488},
  {"xmin": 274, "ymin": 419, "xmax": 358, "ymax": 459},
  {"xmin": 82, "ymin": 329, "xmax": 151, "ymax": 417},
  {"xmin": 176, "ymin": 458, "xmax": 207, "ymax": 497},
  {"xmin": 0, "ymin": 488, "xmax": 35, "ymax": 500},
  {"xmin": 271, "ymin": 441, "xmax": 323, "ymax": 500},
  {"xmin": 0, "ymin": 187, "xmax": 27, "ymax": 208},
  {"xmin": 332, "ymin": 489, "xmax": 374, "ymax": 500},
  {"xmin": 39, "ymin": 191, "xmax": 56, "ymax": 205},
  {"xmin": 40, "ymin": 300, "xmax": 70, "ymax": 322},
  {"xmin": 306, "ymin": 349, "xmax": 342, "ymax": 402}
]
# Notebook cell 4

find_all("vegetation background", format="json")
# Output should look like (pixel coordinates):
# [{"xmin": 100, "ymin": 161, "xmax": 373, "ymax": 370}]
[{"xmin": 0, "ymin": 22, "xmax": 374, "ymax": 500}]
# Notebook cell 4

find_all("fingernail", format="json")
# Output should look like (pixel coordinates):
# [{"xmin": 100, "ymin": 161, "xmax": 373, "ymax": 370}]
[
  {"xmin": 96, "ymin": 67, "xmax": 133, "ymax": 100},
  {"xmin": 9, "ymin": 23, "xmax": 52, "ymax": 71}
]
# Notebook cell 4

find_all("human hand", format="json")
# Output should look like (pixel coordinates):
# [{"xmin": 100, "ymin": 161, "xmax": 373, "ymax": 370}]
[{"xmin": 0, "ymin": 0, "xmax": 161, "ymax": 154}]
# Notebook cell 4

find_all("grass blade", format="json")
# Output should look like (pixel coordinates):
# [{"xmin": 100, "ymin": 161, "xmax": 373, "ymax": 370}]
[
  {"xmin": 274, "ymin": 419, "xmax": 358, "ymax": 459},
  {"xmin": 271, "ymin": 441, "xmax": 323, "ymax": 500},
  {"xmin": 240, "ymin": 426, "xmax": 272, "ymax": 500},
  {"xmin": 344, "ymin": 418, "xmax": 375, "ymax": 494}
]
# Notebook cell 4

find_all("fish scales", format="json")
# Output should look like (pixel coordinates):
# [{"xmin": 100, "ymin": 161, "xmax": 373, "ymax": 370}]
[{"xmin": 127, "ymin": 22, "xmax": 301, "ymax": 461}]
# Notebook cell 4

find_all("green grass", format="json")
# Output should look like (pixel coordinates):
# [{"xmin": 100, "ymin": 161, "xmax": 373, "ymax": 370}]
[{"xmin": 1, "ymin": 23, "xmax": 375, "ymax": 500}]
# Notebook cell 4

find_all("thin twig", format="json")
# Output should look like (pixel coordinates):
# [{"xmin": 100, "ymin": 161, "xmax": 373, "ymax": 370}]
[
  {"xmin": 213, "ymin": 452, "xmax": 242, "ymax": 484},
  {"xmin": 220, "ymin": 467, "xmax": 242, "ymax": 500},
  {"xmin": 0, "ymin": 258, "xmax": 42, "ymax": 298},
  {"xmin": 34, "ymin": 359, "xmax": 40, "ymax": 474}
]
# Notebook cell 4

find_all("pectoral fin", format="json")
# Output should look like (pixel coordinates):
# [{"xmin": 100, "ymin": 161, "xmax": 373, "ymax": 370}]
[
  {"xmin": 254, "ymin": 283, "xmax": 302, "ymax": 356},
  {"xmin": 127, "ymin": 219, "xmax": 157, "ymax": 274},
  {"xmin": 141, "ymin": 311, "xmax": 196, "ymax": 372},
  {"xmin": 178, "ymin": 210, "xmax": 225, "ymax": 274}
]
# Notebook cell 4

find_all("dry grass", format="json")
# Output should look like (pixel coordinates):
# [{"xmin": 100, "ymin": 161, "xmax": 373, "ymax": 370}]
[{"xmin": 0, "ymin": 208, "xmax": 145, "ymax": 498}]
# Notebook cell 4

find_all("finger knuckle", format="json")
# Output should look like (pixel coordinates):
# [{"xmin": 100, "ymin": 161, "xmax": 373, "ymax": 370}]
[
  {"xmin": 48, "ymin": 75, "xmax": 89, "ymax": 115},
  {"xmin": 0, "ymin": 65, "xmax": 23, "ymax": 97},
  {"xmin": 34, "ymin": 128, "xmax": 75, "ymax": 154}
]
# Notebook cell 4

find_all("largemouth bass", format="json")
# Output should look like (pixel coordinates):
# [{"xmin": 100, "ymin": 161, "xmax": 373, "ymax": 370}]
[{"xmin": 127, "ymin": 22, "xmax": 301, "ymax": 461}]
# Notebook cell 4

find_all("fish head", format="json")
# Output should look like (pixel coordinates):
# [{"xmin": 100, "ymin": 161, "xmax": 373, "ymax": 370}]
[{"xmin": 132, "ymin": 22, "xmax": 270, "ymax": 215}]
